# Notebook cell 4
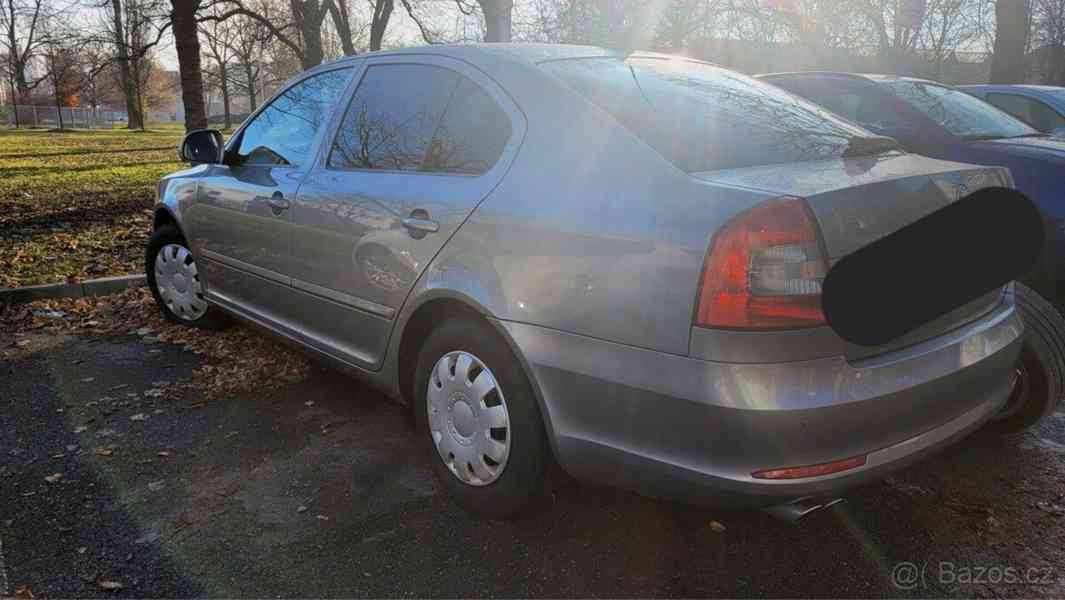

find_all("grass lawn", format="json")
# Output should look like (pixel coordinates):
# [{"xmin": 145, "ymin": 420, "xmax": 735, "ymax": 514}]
[{"xmin": 0, "ymin": 126, "xmax": 185, "ymax": 287}]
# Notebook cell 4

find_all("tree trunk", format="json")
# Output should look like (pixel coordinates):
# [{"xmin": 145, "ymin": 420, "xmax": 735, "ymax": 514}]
[
  {"xmin": 478, "ymin": 0, "xmax": 512, "ymax": 42},
  {"xmin": 54, "ymin": 90, "xmax": 63, "ymax": 130},
  {"xmin": 990, "ymin": 0, "xmax": 1029, "ymax": 84},
  {"xmin": 299, "ymin": 8, "xmax": 325, "ymax": 68},
  {"xmin": 7, "ymin": 76, "xmax": 18, "ymax": 127},
  {"xmin": 171, "ymin": 0, "xmax": 208, "ymax": 131},
  {"xmin": 220, "ymin": 63, "xmax": 231, "ymax": 130},
  {"xmin": 369, "ymin": 0, "xmax": 394, "ymax": 51},
  {"xmin": 244, "ymin": 63, "xmax": 257, "ymax": 111},
  {"xmin": 110, "ymin": 0, "xmax": 142, "ymax": 129}
]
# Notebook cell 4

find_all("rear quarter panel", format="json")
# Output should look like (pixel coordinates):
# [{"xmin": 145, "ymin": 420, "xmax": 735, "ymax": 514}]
[{"xmin": 412, "ymin": 60, "xmax": 777, "ymax": 356}]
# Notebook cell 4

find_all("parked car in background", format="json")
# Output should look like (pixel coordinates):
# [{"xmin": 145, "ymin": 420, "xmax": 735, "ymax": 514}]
[
  {"xmin": 960, "ymin": 84, "xmax": 1065, "ymax": 137},
  {"xmin": 151, "ymin": 46, "xmax": 1028, "ymax": 519}
]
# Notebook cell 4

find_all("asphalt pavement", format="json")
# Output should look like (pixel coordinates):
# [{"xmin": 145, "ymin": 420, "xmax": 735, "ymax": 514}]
[{"xmin": 2, "ymin": 331, "xmax": 1064, "ymax": 598}]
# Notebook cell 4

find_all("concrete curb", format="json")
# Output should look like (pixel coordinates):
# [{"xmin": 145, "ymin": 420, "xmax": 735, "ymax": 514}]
[{"xmin": 0, "ymin": 274, "xmax": 146, "ymax": 306}]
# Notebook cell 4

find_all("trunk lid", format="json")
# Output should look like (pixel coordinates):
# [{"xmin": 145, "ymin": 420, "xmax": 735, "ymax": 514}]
[
  {"xmin": 694, "ymin": 153, "xmax": 1013, "ymax": 358},
  {"xmin": 694, "ymin": 153, "xmax": 1012, "ymax": 259}
]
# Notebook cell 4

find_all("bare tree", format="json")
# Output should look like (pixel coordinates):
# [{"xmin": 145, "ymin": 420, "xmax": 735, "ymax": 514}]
[
  {"xmin": 1032, "ymin": 0, "xmax": 1065, "ymax": 83},
  {"xmin": 227, "ymin": 9, "xmax": 269, "ymax": 110},
  {"xmin": 42, "ymin": 33, "xmax": 79, "ymax": 129},
  {"xmin": 0, "ymin": 0, "xmax": 51, "ymax": 102},
  {"xmin": 200, "ymin": 6, "xmax": 237, "ymax": 128}
]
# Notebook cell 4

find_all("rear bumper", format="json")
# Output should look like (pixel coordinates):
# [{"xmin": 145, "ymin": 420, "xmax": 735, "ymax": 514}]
[{"xmin": 498, "ymin": 290, "xmax": 1023, "ymax": 506}]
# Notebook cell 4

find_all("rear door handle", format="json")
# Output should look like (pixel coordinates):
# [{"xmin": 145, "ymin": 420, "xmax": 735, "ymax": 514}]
[
  {"xmin": 268, "ymin": 191, "xmax": 290, "ymax": 215},
  {"xmin": 401, "ymin": 217, "xmax": 439, "ymax": 233},
  {"xmin": 402, "ymin": 210, "xmax": 439, "ymax": 239}
]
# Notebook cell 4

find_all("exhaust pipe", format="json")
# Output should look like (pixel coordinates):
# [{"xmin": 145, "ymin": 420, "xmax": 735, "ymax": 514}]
[{"xmin": 764, "ymin": 497, "xmax": 845, "ymax": 523}]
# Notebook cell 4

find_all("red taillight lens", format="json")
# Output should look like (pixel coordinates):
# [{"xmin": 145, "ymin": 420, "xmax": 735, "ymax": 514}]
[{"xmin": 696, "ymin": 197, "xmax": 828, "ymax": 329}]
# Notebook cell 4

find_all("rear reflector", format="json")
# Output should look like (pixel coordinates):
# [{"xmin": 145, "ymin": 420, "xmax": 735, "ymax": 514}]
[
  {"xmin": 752, "ymin": 455, "xmax": 867, "ymax": 480},
  {"xmin": 696, "ymin": 196, "xmax": 828, "ymax": 329}
]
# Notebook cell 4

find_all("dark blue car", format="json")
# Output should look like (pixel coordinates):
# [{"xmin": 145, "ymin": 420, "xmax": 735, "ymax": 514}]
[{"xmin": 758, "ymin": 72, "xmax": 1065, "ymax": 303}]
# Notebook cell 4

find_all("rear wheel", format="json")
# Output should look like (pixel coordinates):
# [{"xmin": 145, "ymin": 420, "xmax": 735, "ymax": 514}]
[
  {"xmin": 414, "ymin": 316, "xmax": 548, "ymax": 518},
  {"xmin": 146, "ymin": 225, "xmax": 228, "ymax": 329},
  {"xmin": 987, "ymin": 282, "xmax": 1065, "ymax": 433}
]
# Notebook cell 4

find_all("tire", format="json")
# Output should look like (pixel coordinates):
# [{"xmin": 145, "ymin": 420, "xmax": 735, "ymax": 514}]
[
  {"xmin": 986, "ymin": 282, "xmax": 1065, "ymax": 433},
  {"xmin": 145, "ymin": 225, "xmax": 228, "ymax": 330},
  {"xmin": 414, "ymin": 316, "xmax": 548, "ymax": 519}
]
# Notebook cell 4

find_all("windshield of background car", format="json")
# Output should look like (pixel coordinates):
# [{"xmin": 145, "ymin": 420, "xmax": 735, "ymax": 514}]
[
  {"xmin": 882, "ymin": 80, "xmax": 1037, "ymax": 140},
  {"xmin": 540, "ymin": 56, "xmax": 872, "ymax": 173}
]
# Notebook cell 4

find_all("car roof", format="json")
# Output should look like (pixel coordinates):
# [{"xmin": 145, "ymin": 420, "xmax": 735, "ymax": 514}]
[
  {"xmin": 957, "ymin": 84, "xmax": 1065, "ymax": 92},
  {"xmin": 757, "ymin": 71, "xmax": 942, "ymax": 86},
  {"xmin": 311, "ymin": 43, "xmax": 694, "ymax": 71}
]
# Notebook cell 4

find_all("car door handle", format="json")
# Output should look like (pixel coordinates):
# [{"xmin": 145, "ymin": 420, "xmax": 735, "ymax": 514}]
[
  {"xmin": 268, "ymin": 191, "xmax": 290, "ymax": 215},
  {"xmin": 401, "ymin": 217, "xmax": 439, "ymax": 235}
]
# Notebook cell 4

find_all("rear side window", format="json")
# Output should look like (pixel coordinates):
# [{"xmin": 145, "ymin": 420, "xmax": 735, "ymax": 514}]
[
  {"xmin": 775, "ymin": 78, "xmax": 912, "ymax": 134},
  {"xmin": 329, "ymin": 64, "xmax": 512, "ymax": 175},
  {"xmin": 424, "ymin": 77, "xmax": 512, "ymax": 175},
  {"xmin": 986, "ymin": 93, "xmax": 1065, "ymax": 132},
  {"xmin": 540, "ymin": 57, "xmax": 869, "ymax": 173}
]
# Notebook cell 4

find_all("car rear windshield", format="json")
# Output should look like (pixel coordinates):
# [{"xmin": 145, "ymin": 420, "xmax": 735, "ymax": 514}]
[
  {"xmin": 540, "ymin": 56, "xmax": 870, "ymax": 173},
  {"xmin": 882, "ymin": 80, "xmax": 1037, "ymax": 140}
]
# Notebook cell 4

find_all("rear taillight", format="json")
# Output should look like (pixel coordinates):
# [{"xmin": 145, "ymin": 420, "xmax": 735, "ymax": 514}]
[{"xmin": 696, "ymin": 196, "xmax": 828, "ymax": 329}]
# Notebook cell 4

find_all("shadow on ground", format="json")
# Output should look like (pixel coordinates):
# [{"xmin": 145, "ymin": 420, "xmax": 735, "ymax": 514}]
[{"xmin": 2, "ymin": 334, "xmax": 1064, "ymax": 598}]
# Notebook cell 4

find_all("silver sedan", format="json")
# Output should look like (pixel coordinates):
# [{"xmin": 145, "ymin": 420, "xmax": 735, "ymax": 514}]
[{"xmin": 149, "ymin": 45, "xmax": 1024, "ymax": 519}]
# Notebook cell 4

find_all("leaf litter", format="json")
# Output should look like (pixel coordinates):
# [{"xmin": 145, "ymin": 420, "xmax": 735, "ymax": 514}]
[{"xmin": 1, "ymin": 287, "xmax": 310, "ymax": 400}]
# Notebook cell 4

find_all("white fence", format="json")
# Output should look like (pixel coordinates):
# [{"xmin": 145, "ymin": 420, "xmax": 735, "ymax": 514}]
[{"xmin": 5, "ymin": 105, "xmax": 128, "ymax": 129}]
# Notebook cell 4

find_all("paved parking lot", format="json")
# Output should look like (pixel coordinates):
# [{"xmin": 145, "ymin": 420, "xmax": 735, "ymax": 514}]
[{"xmin": 2, "ymin": 332, "xmax": 1065, "ymax": 598}]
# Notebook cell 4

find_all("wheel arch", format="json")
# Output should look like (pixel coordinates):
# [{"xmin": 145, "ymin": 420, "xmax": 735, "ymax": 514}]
[
  {"xmin": 153, "ymin": 206, "xmax": 186, "ymax": 239},
  {"xmin": 394, "ymin": 290, "xmax": 562, "ymax": 461}
]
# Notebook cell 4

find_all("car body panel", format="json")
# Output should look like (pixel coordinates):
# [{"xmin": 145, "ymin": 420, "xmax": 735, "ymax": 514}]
[
  {"xmin": 502, "ymin": 287, "xmax": 1021, "ymax": 504},
  {"xmin": 289, "ymin": 54, "xmax": 528, "ymax": 369}
]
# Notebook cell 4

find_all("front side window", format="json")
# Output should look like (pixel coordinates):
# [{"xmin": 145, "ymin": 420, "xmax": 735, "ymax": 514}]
[
  {"xmin": 540, "ymin": 57, "xmax": 871, "ymax": 173},
  {"xmin": 986, "ymin": 93, "xmax": 1065, "ymax": 132},
  {"xmin": 883, "ymin": 81, "xmax": 1036, "ymax": 140},
  {"xmin": 329, "ymin": 64, "xmax": 512, "ymax": 175},
  {"xmin": 236, "ymin": 68, "xmax": 352, "ymax": 167}
]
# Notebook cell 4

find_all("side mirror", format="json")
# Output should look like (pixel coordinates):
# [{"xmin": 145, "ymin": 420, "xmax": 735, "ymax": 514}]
[{"xmin": 179, "ymin": 129, "xmax": 224, "ymax": 164}]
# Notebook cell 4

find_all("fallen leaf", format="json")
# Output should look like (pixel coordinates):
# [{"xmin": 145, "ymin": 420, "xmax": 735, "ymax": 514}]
[
  {"xmin": 148, "ymin": 480, "xmax": 165, "ymax": 492},
  {"xmin": 14, "ymin": 585, "xmax": 33, "ymax": 599},
  {"xmin": 709, "ymin": 520, "xmax": 726, "ymax": 533},
  {"xmin": 94, "ymin": 447, "xmax": 114, "ymax": 457},
  {"xmin": 129, "ymin": 413, "xmax": 147, "ymax": 422},
  {"xmin": 80, "ymin": 377, "xmax": 95, "ymax": 383},
  {"xmin": 297, "ymin": 505, "xmax": 308, "ymax": 513},
  {"xmin": 157, "ymin": 451, "xmax": 171, "ymax": 457},
  {"xmin": 44, "ymin": 473, "xmax": 63, "ymax": 483},
  {"xmin": 316, "ymin": 514, "xmax": 329, "ymax": 521},
  {"xmin": 74, "ymin": 426, "xmax": 88, "ymax": 433},
  {"xmin": 96, "ymin": 580, "xmax": 123, "ymax": 592}
]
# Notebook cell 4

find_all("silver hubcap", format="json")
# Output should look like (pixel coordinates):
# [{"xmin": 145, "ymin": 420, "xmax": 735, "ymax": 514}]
[
  {"xmin": 154, "ymin": 244, "xmax": 207, "ymax": 321},
  {"xmin": 427, "ymin": 351, "xmax": 511, "ymax": 486}
]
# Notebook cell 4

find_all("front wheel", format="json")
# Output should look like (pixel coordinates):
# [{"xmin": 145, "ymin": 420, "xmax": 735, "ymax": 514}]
[
  {"xmin": 414, "ymin": 316, "xmax": 548, "ymax": 518},
  {"xmin": 986, "ymin": 282, "xmax": 1065, "ymax": 433},
  {"xmin": 145, "ymin": 225, "xmax": 228, "ymax": 329}
]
